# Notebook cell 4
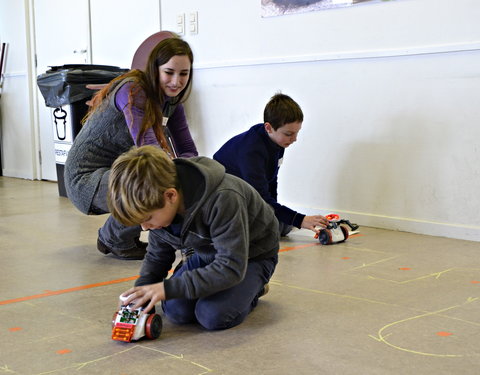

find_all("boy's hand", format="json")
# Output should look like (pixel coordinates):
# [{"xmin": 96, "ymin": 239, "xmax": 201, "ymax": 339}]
[
  {"xmin": 121, "ymin": 282, "xmax": 166, "ymax": 314},
  {"xmin": 301, "ymin": 215, "xmax": 329, "ymax": 233}
]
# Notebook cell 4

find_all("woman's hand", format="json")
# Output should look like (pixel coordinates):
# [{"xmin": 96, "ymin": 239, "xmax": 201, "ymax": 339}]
[
  {"xmin": 121, "ymin": 282, "xmax": 166, "ymax": 314},
  {"xmin": 301, "ymin": 215, "xmax": 329, "ymax": 233}
]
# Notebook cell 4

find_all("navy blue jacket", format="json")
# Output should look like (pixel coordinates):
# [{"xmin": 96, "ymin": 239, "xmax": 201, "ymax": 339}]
[{"xmin": 213, "ymin": 123, "xmax": 305, "ymax": 228}]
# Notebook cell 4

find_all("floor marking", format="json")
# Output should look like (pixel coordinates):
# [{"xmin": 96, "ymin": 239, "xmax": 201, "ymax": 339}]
[
  {"xmin": 437, "ymin": 331, "xmax": 453, "ymax": 337},
  {"xmin": 369, "ymin": 299, "xmax": 480, "ymax": 358},
  {"xmin": 0, "ymin": 276, "xmax": 139, "ymax": 306},
  {"xmin": 370, "ymin": 306, "xmax": 462, "ymax": 357},
  {"xmin": 275, "ymin": 280, "xmax": 395, "ymax": 307},
  {"xmin": 273, "ymin": 279, "xmax": 480, "ymax": 357},
  {"xmin": 269, "ymin": 280, "xmax": 283, "ymax": 286},
  {"xmin": 342, "ymin": 245, "xmax": 389, "ymax": 254},
  {"xmin": 55, "ymin": 349, "xmax": 72, "ymax": 355},
  {"xmin": 142, "ymin": 346, "xmax": 213, "ymax": 374},
  {"xmin": 367, "ymin": 268, "xmax": 456, "ymax": 285},
  {"xmin": 350, "ymin": 255, "xmax": 400, "ymax": 270},
  {"xmin": 0, "ymin": 243, "xmax": 324, "ymax": 306},
  {"xmin": 35, "ymin": 345, "xmax": 213, "ymax": 375},
  {"xmin": 0, "ymin": 365, "xmax": 15, "ymax": 374},
  {"xmin": 0, "ymin": 240, "xmax": 360, "ymax": 306},
  {"xmin": 279, "ymin": 243, "xmax": 319, "ymax": 252}
]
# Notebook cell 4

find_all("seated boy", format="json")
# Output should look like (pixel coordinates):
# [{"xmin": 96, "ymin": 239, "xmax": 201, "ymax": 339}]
[
  {"xmin": 213, "ymin": 93, "xmax": 328, "ymax": 237},
  {"xmin": 109, "ymin": 146, "xmax": 279, "ymax": 330}
]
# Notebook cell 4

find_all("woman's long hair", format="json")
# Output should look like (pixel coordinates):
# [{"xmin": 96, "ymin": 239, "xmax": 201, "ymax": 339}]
[{"xmin": 85, "ymin": 37, "xmax": 194, "ymax": 153}]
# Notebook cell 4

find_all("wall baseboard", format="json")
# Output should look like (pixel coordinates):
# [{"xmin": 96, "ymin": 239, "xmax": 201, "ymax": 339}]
[
  {"xmin": 1, "ymin": 169, "xmax": 34, "ymax": 180},
  {"xmin": 290, "ymin": 206, "xmax": 480, "ymax": 243}
]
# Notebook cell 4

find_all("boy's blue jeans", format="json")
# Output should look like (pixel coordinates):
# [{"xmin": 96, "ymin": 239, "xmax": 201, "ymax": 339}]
[{"xmin": 162, "ymin": 252, "xmax": 278, "ymax": 330}]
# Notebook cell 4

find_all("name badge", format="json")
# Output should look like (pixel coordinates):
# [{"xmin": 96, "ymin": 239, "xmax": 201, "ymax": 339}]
[{"xmin": 162, "ymin": 117, "xmax": 169, "ymax": 126}]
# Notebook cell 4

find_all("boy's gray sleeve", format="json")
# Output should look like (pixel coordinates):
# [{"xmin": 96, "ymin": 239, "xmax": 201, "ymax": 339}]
[
  {"xmin": 163, "ymin": 190, "xmax": 249, "ymax": 299},
  {"xmin": 135, "ymin": 231, "xmax": 177, "ymax": 287}
]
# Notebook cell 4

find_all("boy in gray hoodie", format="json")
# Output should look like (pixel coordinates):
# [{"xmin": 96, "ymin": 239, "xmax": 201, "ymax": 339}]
[{"xmin": 109, "ymin": 145, "xmax": 279, "ymax": 330}]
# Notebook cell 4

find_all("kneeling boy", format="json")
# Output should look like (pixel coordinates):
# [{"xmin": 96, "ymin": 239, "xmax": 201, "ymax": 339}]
[{"xmin": 108, "ymin": 146, "xmax": 279, "ymax": 330}]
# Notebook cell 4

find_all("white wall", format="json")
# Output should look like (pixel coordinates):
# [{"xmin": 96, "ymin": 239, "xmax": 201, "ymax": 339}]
[
  {"xmin": 162, "ymin": 0, "xmax": 480, "ymax": 66},
  {"xmin": 0, "ymin": 0, "xmax": 38, "ymax": 179},
  {"xmin": 1, "ymin": 0, "xmax": 479, "ymax": 242},
  {"xmin": 160, "ymin": 0, "xmax": 480, "ymax": 241},
  {"xmin": 89, "ymin": 0, "xmax": 161, "ymax": 68}
]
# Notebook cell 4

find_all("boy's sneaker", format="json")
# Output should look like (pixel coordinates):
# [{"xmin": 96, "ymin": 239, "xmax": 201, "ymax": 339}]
[
  {"xmin": 97, "ymin": 237, "xmax": 147, "ymax": 260},
  {"xmin": 259, "ymin": 283, "xmax": 270, "ymax": 298}
]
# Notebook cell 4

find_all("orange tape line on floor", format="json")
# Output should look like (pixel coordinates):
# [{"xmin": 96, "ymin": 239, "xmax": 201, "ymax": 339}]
[
  {"xmin": 279, "ymin": 243, "xmax": 319, "ymax": 252},
  {"xmin": 0, "ymin": 275, "xmax": 139, "ymax": 306},
  {"xmin": 0, "ymin": 242, "xmax": 323, "ymax": 306}
]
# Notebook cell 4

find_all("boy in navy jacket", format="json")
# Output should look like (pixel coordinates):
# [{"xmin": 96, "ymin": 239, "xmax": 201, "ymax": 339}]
[{"xmin": 214, "ymin": 93, "xmax": 328, "ymax": 236}]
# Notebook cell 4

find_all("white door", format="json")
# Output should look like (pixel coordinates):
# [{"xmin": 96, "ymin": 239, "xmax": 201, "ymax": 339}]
[
  {"xmin": 34, "ymin": 0, "xmax": 161, "ymax": 180},
  {"xmin": 34, "ymin": 0, "xmax": 90, "ymax": 181}
]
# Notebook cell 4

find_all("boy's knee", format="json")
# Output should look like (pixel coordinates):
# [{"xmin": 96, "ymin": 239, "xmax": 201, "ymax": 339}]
[
  {"xmin": 195, "ymin": 302, "xmax": 246, "ymax": 331},
  {"xmin": 162, "ymin": 301, "xmax": 196, "ymax": 325},
  {"xmin": 279, "ymin": 222, "xmax": 293, "ymax": 237}
]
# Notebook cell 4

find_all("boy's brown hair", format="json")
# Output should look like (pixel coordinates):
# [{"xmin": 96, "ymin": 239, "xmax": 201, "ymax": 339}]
[
  {"xmin": 108, "ymin": 146, "xmax": 178, "ymax": 226},
  {"xmin": 263, "ymin": 93, "xmax": 303, "ymax": 130}
]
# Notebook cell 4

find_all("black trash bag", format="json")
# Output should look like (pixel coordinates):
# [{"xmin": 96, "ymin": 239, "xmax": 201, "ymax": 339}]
[{"xmin": 37, "ymin": 64, "xmax": 128, "ymax": 108}]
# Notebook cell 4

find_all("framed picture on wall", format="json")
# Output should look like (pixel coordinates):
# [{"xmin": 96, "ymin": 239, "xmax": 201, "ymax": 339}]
[{"xmin": 262, "ymin": 0, "xmax": 394, "ymax": 17}]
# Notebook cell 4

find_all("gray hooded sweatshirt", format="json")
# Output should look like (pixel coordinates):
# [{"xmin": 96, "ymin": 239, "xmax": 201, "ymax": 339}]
[{"xmin": 136, "ymin": 156, "xmax": 280, "ymax": 300}]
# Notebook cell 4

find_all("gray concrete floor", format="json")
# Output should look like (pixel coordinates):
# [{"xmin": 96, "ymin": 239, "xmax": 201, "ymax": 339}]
[{"xmin": 1, "ymin": 176, "xmax": 480, "ymax": 374}]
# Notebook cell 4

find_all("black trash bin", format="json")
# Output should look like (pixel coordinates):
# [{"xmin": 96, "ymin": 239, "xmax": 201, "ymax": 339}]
[{"xmin": 37, "ymin": 64, "xmax": 128, "ymax": 197}]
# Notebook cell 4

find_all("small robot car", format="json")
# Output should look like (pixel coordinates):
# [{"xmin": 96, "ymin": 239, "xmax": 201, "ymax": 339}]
[
  {"xmin": 315, "ymin": 213, "xmax": 359, "ymax": 245},
  {"xmin": 111, "ymin": 295, "xmax": 162, "ymax": 342}
]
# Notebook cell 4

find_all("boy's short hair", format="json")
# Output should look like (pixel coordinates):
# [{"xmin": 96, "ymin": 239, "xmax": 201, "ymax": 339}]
[
  {"xmin": 263, "ymin": 93, "xmax": 303, "ymax": 130},
  {"xmin": 108, "ymin": 145, "xmax": 178, "ymax": 226}
]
